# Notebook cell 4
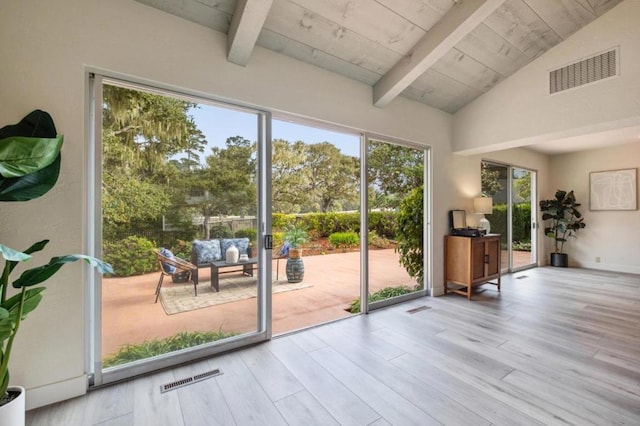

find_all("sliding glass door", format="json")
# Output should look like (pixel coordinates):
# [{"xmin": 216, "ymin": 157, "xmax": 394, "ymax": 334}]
[
  {"xmin": 481, "ymin": 162, "xmax": 537, "ymax": 272},
  {"xmin": 90, "ymin": 75, "xmax": 271, "ymax": 385},
  {"xmin": 365, "ymin": 136, "xmax": 428, "ymax": 311}
]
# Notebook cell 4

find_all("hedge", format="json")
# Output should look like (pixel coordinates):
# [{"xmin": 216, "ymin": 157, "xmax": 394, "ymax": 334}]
[{"xmin": 490, "ymin": 202, "xmax": 531, "ymax": 243}]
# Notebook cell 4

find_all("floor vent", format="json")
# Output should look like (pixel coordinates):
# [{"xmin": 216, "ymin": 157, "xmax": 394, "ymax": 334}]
[
  {"xmin": 407, "ymin": 305, "xmax": 431, "ymax": 314},
  {"xmin": 550, "ymin": 48, "xmax": 617, "ymax": 94},
  {"xmin": 160, "ymin": 368, "xmax": 222, "ymax": 393},
  {"xmin": 515, "ymin": 275, "xmax": 528, "ymax": 279}
]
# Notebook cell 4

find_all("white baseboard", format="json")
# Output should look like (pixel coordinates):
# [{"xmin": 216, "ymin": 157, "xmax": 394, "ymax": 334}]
[
  {"xmin": 574, "ymin": 261, "xmax": 640, "ymax": 275},
  {"xmin": 26, "ymin": 374, "xmax": 87, "ymax": 410}
]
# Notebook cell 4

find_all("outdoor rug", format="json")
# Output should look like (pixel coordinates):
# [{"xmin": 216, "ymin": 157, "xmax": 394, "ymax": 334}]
[{"xmin": 159, "ymin": 274, "xmax": 311, "ymax": 315}]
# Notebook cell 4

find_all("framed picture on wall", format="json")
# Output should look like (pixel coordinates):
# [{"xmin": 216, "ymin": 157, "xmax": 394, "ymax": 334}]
[{"xmin": 589, "ymin": 168, "xmax": 637, "ymax": 211}]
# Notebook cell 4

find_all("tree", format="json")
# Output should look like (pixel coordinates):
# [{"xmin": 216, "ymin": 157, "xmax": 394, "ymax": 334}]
[
  {"xmin": 481, "ymin": 162, "xmax": 503, "ymax": 196},
  {"xmin": 304, "ymin": 142, "xmax": 359, "ymax": 212},
  {"xmin": 102, "ymin": 84, "xmax": 200, "ymax": 181},
  {"xmin": 367, "ymin": 141, "xmax": 423, "ymax": 208},
  {"xmin": 271, "ymin": 139, "xmax": 308, "ymax": 213},
  {"xmin": 513, "ymin": 171, "xmax": 531, "ymax": 202},
  {"xmin": 189, "ymin": 136, "xmax": 257, "ymax": 238}
]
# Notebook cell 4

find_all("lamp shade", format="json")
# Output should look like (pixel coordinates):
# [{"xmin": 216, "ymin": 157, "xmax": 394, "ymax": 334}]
[{"xmin": 474, "ymin": 197, "xmax": 493, "ymax": 214}]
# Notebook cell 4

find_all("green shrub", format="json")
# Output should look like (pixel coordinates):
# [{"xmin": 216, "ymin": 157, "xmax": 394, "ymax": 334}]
[
  {"xmin": 328, "ymin": 232, "xmax": 359, "ymax": 249},
  {"xmin": 491, "ymin": 202, "xmax": 531, "ymax": 243},
  {"xmin": 103, "ymin": 236, "xmax": 156, "ymax": 277},
  {"xmin": 172, "ymin": 240, "xmax": 192, "ymax": 260},
  {"xmin": 209, "ymin": 224, "xmax": 233, "ymax": 238},
  {"xmin": 396, "ymin": 186, "xmax": 424, "ymax": 285},
  {"xmin": 235, "ymin": 228, "xmax": 257, "ymax": 241},
  {"xmin": 369, "ymin": 231, "xmax": 393, "ymax": 249},
  {"xmin": 368, "ymin": 211, "xmax": 396, "ymax": 239},
  {"xmin": 103, "ymin": 330, "xmax": 238, "ymax": 367},
  {"xmin": 349, "ymin": 285, "xmax": 420, "ymax": 313}
]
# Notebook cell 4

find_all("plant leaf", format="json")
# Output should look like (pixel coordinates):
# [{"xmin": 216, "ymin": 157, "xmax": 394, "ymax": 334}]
[
  {"xmin": 2, "ymin": 287, "xmax": 46, "ymax": 320},
  {"xmin": 0, "ymin": 136, "xmax": 63, "ymax": 178},
  {"xmin": 0, "ymin": 243, "xmax": 31, "ymax": 262},
  {"xmin": 12, "ymin": 255, "xmax": 113, "ymax": 288},
  {"xmin": 0, "ymin": 154, "xmax": 61, "ymax": 201}
]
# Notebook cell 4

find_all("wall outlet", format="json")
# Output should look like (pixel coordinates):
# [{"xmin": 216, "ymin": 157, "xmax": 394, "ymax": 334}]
[{"xmin": 595, "ymin": 256, "xmax": 601, "ymax": 263}]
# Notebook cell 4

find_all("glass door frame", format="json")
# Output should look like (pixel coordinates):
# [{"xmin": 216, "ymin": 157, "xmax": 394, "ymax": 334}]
[{"xmin": 86, "ymin": 70, "xmax": 273, "ymax": 387}]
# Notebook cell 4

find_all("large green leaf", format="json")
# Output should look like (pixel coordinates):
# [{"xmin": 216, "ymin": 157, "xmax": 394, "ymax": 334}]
[
  {"xmin": 2, "ymin": 288, "xmax": 45, "ymax": 319},
  {"xmin": 0, "ymin": 243, "xmax": 31, "ymax": 262},
  {"xmin": 0, "ymin": 154, "xmax": 61, "ymax": 201},
  {"xmin": 0, "ymin": 110, "xmax": 57, "ymax": 140},
  {"xmin": 12, "ymin": 255, "xmax": 113, "ymax": 288},
  {"xmin": 4, "ymin": 240, "xmax": 49, "ymax": 276},
  {"xmin": 0, "ymin": 135, "xmax": 63, "ymax": 178}
]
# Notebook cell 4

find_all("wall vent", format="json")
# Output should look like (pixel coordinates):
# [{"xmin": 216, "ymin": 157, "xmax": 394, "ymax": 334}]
[{"xmin": 550, "ymin": 49, "xmax": 617, "ymax": 94}]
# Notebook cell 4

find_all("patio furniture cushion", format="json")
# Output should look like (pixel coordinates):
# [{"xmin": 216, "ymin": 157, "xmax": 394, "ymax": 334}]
[
  {"xmin": 192, "ymin": 239, "xmax": 222, "ymax": 264},
  {"xmin": 220, "ymin": 238, "xmax": 250, "ymax": 257},
  {"xmin": 159, "ymin": 248, "xmax": 176, "ymax": 273}
]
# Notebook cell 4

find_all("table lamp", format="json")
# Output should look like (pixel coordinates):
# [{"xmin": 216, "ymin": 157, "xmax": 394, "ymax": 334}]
[{"xmin": 474, "ymin": 196, "xmax": 493, "ymax": 233}]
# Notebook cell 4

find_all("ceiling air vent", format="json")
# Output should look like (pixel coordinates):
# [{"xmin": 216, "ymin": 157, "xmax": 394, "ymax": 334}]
[{"xmin": 550, "ymin": 49, "xmax": 617, "ymax": 94}]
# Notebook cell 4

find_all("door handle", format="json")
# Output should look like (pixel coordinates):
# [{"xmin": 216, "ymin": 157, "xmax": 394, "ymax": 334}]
[{"xmin": 264, "ymin": 235, "xmax": 273, "ymax": 250}]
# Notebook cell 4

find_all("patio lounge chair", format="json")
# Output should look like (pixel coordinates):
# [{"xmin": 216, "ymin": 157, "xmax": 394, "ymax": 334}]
[{"xmin": 153, "ymin": 249, "xmax": 198, "ymax": 303}]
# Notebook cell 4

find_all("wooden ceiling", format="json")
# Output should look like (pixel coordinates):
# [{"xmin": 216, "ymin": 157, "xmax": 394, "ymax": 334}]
[{"xmin": 135, "ymin": 0, "xmax": 623, "ymax": 113}]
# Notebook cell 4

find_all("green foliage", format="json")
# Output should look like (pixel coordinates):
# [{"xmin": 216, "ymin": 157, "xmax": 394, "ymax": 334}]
[
  {"xmin": 0, "ymin": 111, "xmax": 113, "ymax": 399},
  {"xmin": 271, "ymin": 139, "xmax": 359, "ymax": 213},
  {"xmin": 283, "ymin": 223, "xmax": 308, "ymax": 248},
  {"xmin": 235, "ymin": 228, "xmax": 257, "ymax": 241},
  {"xmin": 490, "ymin": 203, "xmax": 532, "ymax": 244},
  {"xmin": 369, "ymin": 232, "xmax": 393, "ymax": 249},
  {"xmin": 368, "ymin": 211, "xmax": 396, "ymax": 239},
  {"xmin": 349, "ymin": 285, "xmax": 420, "ymax": 313},
  {"xmin": 103, "ymin": 330, "xmax": 238, "ymax": 368},
  {"xmin": 209, "ymin": 225, "xmax": 233, "ymax": 238},
  {"xmin": 103, "ymin": 236, "xmax": 156, "ymax": 277},
  {"xmin": 367, "ymin": 140, "xmax": 424, "ymax": 209},
  {"xmin": 0, "ymin": 110, "xmax": 62, "ymax": 202},
  {"xmin": 171, "ymin": 240, "xmax": 192, "ymax": 259},
  {"xmin": 102, "ymin": 172, "xmax": 170, "ymax": 234},
  {"xmin": 396, "ymin": 186, "xmax": 424, "ymax": 285},
  {"xmin": 539, "ymin": 190, "xmax": 586, "ymax": 254},
  {"xmin": 481, "ymin": 162, "xmax": 503, "ymax": 196},
  {"xmin": 328, "ymin": 232, "xmax": 359, "ymax": 249}
]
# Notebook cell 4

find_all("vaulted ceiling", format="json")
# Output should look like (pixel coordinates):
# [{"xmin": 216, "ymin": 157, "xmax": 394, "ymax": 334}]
[{"xmin": 136, "ymin": 0, "xmax": 622, "ymax": 114}]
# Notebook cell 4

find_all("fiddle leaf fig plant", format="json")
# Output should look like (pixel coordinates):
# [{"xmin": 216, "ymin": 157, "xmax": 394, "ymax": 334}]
[
  {"xmin": 539, "ymin": 189, "xmax": 586, "ymax": 254},
  {"xmin": 0, "ymin": 111, "xmax": 113, "ymax": 404}
]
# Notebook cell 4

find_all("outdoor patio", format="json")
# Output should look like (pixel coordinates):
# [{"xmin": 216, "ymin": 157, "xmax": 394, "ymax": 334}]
[{"xmin": 102, "ymin": 249, "xmax": 415, "ymax": 359}]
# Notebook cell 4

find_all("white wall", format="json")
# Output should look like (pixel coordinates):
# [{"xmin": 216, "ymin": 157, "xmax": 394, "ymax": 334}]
[
  {"xmin": 0, "ymin": 0, "xmax": 461, "ymax": 408},
  {"xmin": 547, "ymin": 142, "xmax": 640, "ymax": 273},
  {"xmin": 453, "ymin": 0, "xmax": 640, "ymax": 155}
]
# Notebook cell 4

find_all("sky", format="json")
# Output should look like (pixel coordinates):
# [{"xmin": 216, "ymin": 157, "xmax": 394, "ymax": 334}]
[{"xmin": 189, "ymin": 103, "xmax": 361, "ymax": 160}]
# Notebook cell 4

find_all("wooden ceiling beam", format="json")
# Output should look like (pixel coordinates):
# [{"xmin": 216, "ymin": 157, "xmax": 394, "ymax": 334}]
[
  {"xmin": 373, "ymin": 0, "xmax": 505, "ymax": 108},
  {"xmin": 227, "ymin": 0, "xmax": 273, "ymax": 66}
]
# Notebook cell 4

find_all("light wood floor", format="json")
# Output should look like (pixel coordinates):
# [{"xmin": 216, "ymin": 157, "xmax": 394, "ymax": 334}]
[{"xmin": 27, "ymin": 267, "xmax": 640, "ymax": 425}]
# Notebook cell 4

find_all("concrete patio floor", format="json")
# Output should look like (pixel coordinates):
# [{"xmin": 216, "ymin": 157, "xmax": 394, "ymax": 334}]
[{"xmin": 102, "ymin": 249, "xmax": 415, "ymax": 359}]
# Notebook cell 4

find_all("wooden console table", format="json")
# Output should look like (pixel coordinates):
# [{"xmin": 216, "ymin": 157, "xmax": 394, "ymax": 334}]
[{"xmin": 444, "ymin": 234, "xmax": 501, "ymax": 300}]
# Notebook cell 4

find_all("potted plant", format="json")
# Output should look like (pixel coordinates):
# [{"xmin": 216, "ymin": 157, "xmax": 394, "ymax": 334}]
[
  {"xmin": 539, "ymin": 189, "xmax": 586, "ymax": 267},
  {"xmin": 283, "ymin": 223, "xmax": 308, "ymax": 283},
  {"xmin": 0, "ymin": 111, "xmax": 113, "ymax": 425}
]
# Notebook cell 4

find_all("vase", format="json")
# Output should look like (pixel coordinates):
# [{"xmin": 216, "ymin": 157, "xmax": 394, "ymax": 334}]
[
  {"xmin": 286, "ymin": 257, "xmax": 304, "ymax": 283},
  {"xmin": 226, "ymin": 245, "xmax": 239, "ymax": 263},
  {"xmin": 0, "ymin": 386, "xmax": 25, "ymax": 426}
]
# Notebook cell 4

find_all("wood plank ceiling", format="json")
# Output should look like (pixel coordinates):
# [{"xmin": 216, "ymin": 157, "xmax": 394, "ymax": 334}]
[{"xmin": 135, "ymin": 0, "xmax": 623, "ymax": 113}]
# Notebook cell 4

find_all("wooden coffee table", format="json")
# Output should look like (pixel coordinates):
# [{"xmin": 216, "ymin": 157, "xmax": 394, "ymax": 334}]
[{"xmin": 210, "ymin": 258, "xmax": 257, "ymax": 292}]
